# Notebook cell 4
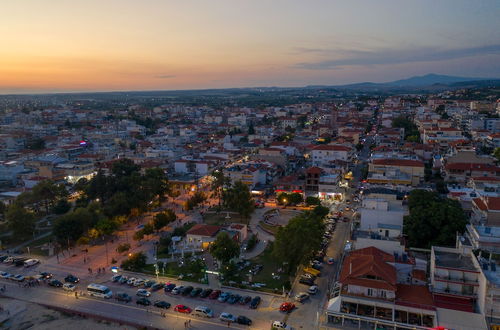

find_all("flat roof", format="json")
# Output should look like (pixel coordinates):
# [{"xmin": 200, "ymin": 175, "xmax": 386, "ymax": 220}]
[{"xmin": 434, "ymin": 250, "xmax": 478, "ymax": 272}]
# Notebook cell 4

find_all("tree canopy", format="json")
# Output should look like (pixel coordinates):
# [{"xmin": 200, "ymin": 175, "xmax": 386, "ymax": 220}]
[
  {"xmin": 222, "ymin": 181, "xmax": 254, "ymax": 218},
  {"xmin": 273, "ymin": 210, "xmax": 325, "ymax": 273},
  {"xmin": 210, "ymin": 232, "xmax": 240, "ymax": 263},
  {"xmin": 6, "ymin": 203, "xmax": 36, "ymax": 238},
  {"xmin": 404, "ymin": 189, "xmax": 467, "ymax": 248}
]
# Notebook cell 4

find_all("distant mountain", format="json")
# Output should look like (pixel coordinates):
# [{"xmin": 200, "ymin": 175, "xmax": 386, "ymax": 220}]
[{"xmin": 384, "ymin": 73, "xmax": 490, "ymax": 87}]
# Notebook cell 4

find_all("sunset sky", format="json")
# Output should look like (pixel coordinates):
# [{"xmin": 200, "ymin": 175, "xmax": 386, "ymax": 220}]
[{"xmin": 1, "ymin": 0, "xmax": 499, "ymax": 93}]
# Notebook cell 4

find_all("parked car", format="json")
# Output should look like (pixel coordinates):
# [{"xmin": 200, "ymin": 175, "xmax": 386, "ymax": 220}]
[
  {"xmin": 48, "ymin": 279, "xmax": 63, "ymax": 287},
  {"xmin": 193, "ymin": 306, "xmax": 213, "ymax": 318},
  {"xmin": 136, "ymin": 297, "xmax": 151, "ymax": 306},
  {"xmin": 118, "ymin": 276, "xmax": 129, "ymax": 284},
  {"xmin": 272, "ymin": 321, "xmax": 292, "ymax": 329},
  {"xmin": 219, "ymin": 312, "xmax": 237, "ymax": 323},
  {"xmin": 200, "ymin": 288, "xmax": 213, "ymax": 298},
  {"xmin": 126, "ymin": 277, "xmax": 137, "ymax": 285},
  {"xmin": 227, "ymin": 294, "xmax": 241, "ymax": 304},
  {"xmin": 64, "ymin": 274, "xmax": 80, "ymax": 283},
  {"xmin": 294, "ymin": 292, "xmax": 309, "ymax": 303},
  {"xmin": 12, "ymin": 274, "xmax": 25, "ymax": 282},
  {"xmin": 39, "ymin": 272, "xmax": 53, "ymax": 279},
  {"xmin": 218, "ymin": 292, "xmax": 231, "ymax": 302},
  {"xmin": 136, "ymin": 289, "xmax": 151, "ymax": 297},
  {"xmin": 111, "ymin": 274, "xmax": 122, "ymax": 282},
  {"xmin": 239, "ymin": 296, "xmax": 252, "ymax": 305},
  {"xmin": 209, "ymin": 290, "xmax": 221, "ymax": 299},
  {"xmin": 327, "ymin": 258, "xmax": 335, "ymax": 265},
  {"xmin": 115, "ymin": 292, "xmax": 132, "ymax": 302},
  {"xmin": 237, "ymin": 315, "xmax": 252, "ymax": 325},
  {"xmin": 172, "ymin": 285, "xmax": 184, "ymax": 295},
  {"xmin": 279, "ymin": 302, "xmax": 296, "ymax": 313},
  {"xmin": 190, "ymin": 287, "xmax": 202, "ymax": 297},
  {"xmin": 151, "ymin": 283, "xmax": 164, "ymax": 291},
  {"xmin": 24, "ymin": 259, "xmax": 40, "ymax": 267},
  {"xmin": 164, "ymin": 282, "xmax": 176, "ymax": 292},
  {"xmin": 63, "ymin": 283, "xmax": 76, "ymax": 292},
  {"xmin": 133, "ymin": 278, "xmax": 145, "ymax": 287},
  {"xmin": 153, "ymin": 300, "xmax": 171, "ymax": 309},
  {"xmin": 249, "ymin": 296, "xmax": 261, "ymax": 309},
  {"xmin": 144, "ymin": 280, "xmax": 156, "ymax": 288},
  {"xmin": 308, "ymin": 285, "xmax": 318, "ymax": 295},
  {"xmin": 0, "ymin": 272, "xmax": 11, "ymax": 279},
  {"xmin": 299, "ymin": 276, "xmax": 315, "ymax": 286},
  {"xmin": 0, "ymin": 255, "xmax": 9, "ymax": 262},
  {"xmin": 181, "ymin": 286, "xmax": 194, "ymax": 296},
  {"xmin": 174, "ymin": 304, "xmax": 192, "ymax": 313}
]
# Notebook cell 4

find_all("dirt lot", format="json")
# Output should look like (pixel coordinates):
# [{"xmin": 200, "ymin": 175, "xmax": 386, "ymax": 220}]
[{"xmin": 0, "ymin": 298, "xmax": 135, "ymax": 330}]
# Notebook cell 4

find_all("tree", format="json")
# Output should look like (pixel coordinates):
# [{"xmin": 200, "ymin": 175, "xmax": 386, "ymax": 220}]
[
  {"xmin": 273, "ymin": 211, "xmax": 325, "ymax": 273},
  {"xmin": 248, "ymin": 123, "xmax": 255, "ymax": 135},
  {"xmin": 211, "ymin": 170, "xmax": 230, "ymax": 209},
  {"xmin": 133, "ymin": 230, "xmax": 145, "ymax": 241},
  {"xmin": 26, "ymin": 137, "xmax": 45, "ymax": 150},
  {"xmin": 6, "ymin": 203, "xmax": 36, "ymax": 237},
  {"xmin": 111, "ymin": 158, "xmax": 140, "ymax": 178},
  {"xmin": 121, "ymin": 252, "xmax": 147, "ymax": 271},
  {"xmin": 494, "ymin": 147, "xmax": 500, "ymax": 162},
  {"xmin": 223, "ymin": 181, "xmax": 254, "ymax": 218},
  {"xmin": 305, "ymin": 196, "xmax": 321, "ymax": 206},
  {"xmin": 31, "ymin": 180, "xmax": 67, "ymax": 214},
  {"xmin": 404, "ymin": 190, "xmax": 467, "ymax": 248},
  {"xmin": 143, "ymin": 223, "xmax": 154, "ymax": 235},
  {"xmin": 210, "ymin": 232, "xmax": 240, "ymax": 263},
  {"xmin": 52, "ymin": 198, "xmax": 71, "ymax": 214},
  {"xmin": 0, "ymin": 201, "xmax": 6, "ymax": 218},
  {"xmin": 53, "ymin": 212, "xmax": 85, "ymax": 244},
  {"xmin": 392, "ymin": 116, "xmax": 420, "ymax": 142},
  {"xmin": 144, "ymin": 168, "xmax": 170, "ymax": 202}
]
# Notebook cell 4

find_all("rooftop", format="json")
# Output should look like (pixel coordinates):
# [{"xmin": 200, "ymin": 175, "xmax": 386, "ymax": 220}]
[{"xmin": 434, "ymin": 250, "xmax": 478, "ymax": 272}]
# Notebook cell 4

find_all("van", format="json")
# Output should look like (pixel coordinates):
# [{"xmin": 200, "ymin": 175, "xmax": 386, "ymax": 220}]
[
  {"xmin": 193, "ymin": 306, "xmax": 213, "ymax": 318},
  {"xmin": 303, "ymin": 267, "xmax": 321, "ymax": 277}
]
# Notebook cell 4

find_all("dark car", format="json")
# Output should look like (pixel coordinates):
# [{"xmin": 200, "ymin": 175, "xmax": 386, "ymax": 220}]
[
  {"xmin": 48, "ymin": 279, "xmax": 63, "ymax": 287},
  {"xmin": 14, "ymin": 258, "xmax": 29, "ymax": 267},
  {"xmin": 200, "ymin": 288, "xmax": 213, "ymax": 298},
  {"xmin": 151, "ymin": 283, "xmax": 164, "ymax": 291},
  {"xmin": 181, "ymin": 286, "xmax": 194, "ymax": 295},
  {"xmin": 136, "ymin": 297, "xmax": 151, "ymax": 306},
  {"xmin": 237, "ymin": 315, "xmax": 252, "ymax": 326},
  {"xmin": 190, "ymin": 287, "xmax": 203, "ymax": 297},
  {"xmin": 239, "ymin": 296, "xmax": 251, "ymax": 305},
  {"xmin": 311, "ymin": 263, "xmax": 322, "ymax": 271},
  {"xmin": 164, "ymin": 282, "xmax": 176, "ymax": 292},
  {"xmin": 115, "ymin": 292, "xmax": 132, "ymax": 302},
  {"xmin": 64, "ymin": 274, "xmax": 80, "ymax": 283},
  {"xmin": 144, "ymin": 280, "xmax": 156, "ymax": 288},
  {"xmin": 153, "ymin": 300, "xmax": 171, "ymax": 309},
  {"xmin": 228, "ymin": 294, "xmax": 241, "ymax": 304},
  {"xmin": 0, "ymin": 255, "xmax": 8, "ymax": 262},
  {"xmin": 40, "ymin": 272, "xmax": 53, "ymax": 279},
  {"xmin": 299, "ymin": 276, "xmax": 315, "ymax": 286},
  {"xmin": 208, "ymin": 290, "xmax": 221, "ymax": 299},
  {"xmin": 249, "ymin": 296, "xmax": 261, "ymax": 309}
]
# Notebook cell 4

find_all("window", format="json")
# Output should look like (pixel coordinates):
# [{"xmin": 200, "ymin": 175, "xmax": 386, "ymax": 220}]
[
  {"xmin": 367, "ymin": 288, "xmax": 373, "ymax": 296},
  {"xmin": 380, "ymin": 290, "xmax": 387, "ymax": 298}
]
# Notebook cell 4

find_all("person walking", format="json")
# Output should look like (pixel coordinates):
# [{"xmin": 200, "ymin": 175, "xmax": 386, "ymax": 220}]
[{"xmin": 75, "ymin": 291, "xmax": 78, "ymax": 299}]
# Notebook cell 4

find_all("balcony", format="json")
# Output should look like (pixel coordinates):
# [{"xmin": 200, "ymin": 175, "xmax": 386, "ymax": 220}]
[
  {"xmin": 434, "ymin": 274, "xmax": 479, "ymax": 286},
  {"xmin": 432, "ymin": 287, "xmax": 477, "ymax": 298}
]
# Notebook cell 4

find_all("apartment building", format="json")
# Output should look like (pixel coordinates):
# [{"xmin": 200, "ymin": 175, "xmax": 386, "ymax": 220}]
[{"xmin": 367, "ymin": 159, "xmax": 425, "ymax": 186}]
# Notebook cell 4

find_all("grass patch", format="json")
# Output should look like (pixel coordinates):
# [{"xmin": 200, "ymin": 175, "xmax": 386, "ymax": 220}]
[
  {"xmin": 27, "ymin": 234, "xmax": 55, "ymax": 256},
  {"xmin": 250, "ymin": 244, "xmax": 290, "ymax": 293},
  {"xmin": 258, "ymin": 221, "xmax": 280, "ymax": 235},
  {"xmin": 141, "ymin": 259, "xmax": 207, "ymax": 284}
]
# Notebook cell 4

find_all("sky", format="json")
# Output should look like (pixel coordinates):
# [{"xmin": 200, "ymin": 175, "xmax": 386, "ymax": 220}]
[{"xmin": 0, "ymin": 0, "xmax": 499, "ymax": 93}]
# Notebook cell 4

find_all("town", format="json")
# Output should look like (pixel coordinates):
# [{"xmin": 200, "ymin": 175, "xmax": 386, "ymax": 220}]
[{"xmin": 0, "ymin": 82, "xmax": 499, "ymax": 330}]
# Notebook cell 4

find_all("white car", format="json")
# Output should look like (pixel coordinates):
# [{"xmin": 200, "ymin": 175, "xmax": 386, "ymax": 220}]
[
  {"xmin": 3, "ymin": 257, "xmax": 13, "ymax": 264},
  {"xmin": 308, "ymin": 285, "xmax": 318, "ymax": 295},
  {"xmin": 24, "ymin": 259, "xmax": 40, "ymax": 267},
  {"xmin": 219, "ymin": 312, "xmax": 237, "ymax": 323},
  {"xmin": 63, "ymin": 283, "xmax": 76, "ymax": 292},
  {"xmin": 136, "ymin": 289, "xmax": 151, "ymax": 297},
  {"xmin": 133, "ymin": 279, "xmax": 145, "ymax": 287},
  {"xmin": 272, "ymin": 321, "xmax": 292, "ymax": 329},
  {"xmin": 12, "ymin": 274, "xmax": 25, "ymax": 282},
  {"xmin": 126, "ymin": 277, "xmax": 137, "ymax": 285},
  {"xmin": 294, "ymin": 292, "xmax": 310, "ymax": 303}
]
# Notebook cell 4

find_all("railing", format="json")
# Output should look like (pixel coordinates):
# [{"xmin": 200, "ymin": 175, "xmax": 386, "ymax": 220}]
[
  {"xmin": 433, "ymin": 287, "xmax": 478, "ymax": 298},
  {"xmin": 434, "ymin": 274, "xmax": 479, "ymax": 285}
]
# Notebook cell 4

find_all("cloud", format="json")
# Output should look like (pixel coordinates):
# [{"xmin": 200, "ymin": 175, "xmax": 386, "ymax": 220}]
[
  {"xmin": 155, "ymin": 74, "xmax": 176, "ymax": 79},
  {"xmin": 295, "ymin": 44, "xmax": 500, "ymax": 70}
]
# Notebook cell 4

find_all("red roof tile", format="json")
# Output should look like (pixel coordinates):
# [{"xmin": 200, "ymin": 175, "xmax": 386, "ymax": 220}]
[{"xmin": 186, "ymin": 224, "xmax": 221, "ymax": 237}]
